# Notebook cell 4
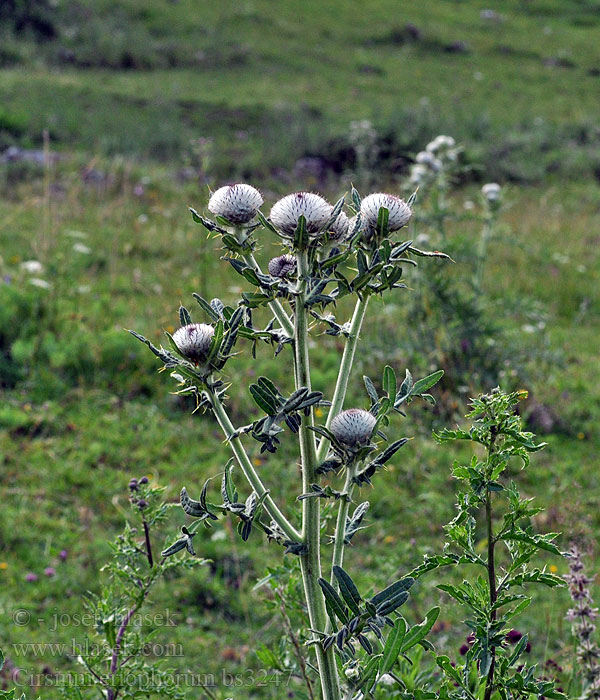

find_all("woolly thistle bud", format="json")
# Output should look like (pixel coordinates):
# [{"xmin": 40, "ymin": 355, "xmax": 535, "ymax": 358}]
[
  {"xmin": 172, "ymin": 323, "xmax": 215, "ymax": 363},
  {"xmin": 481, "ymin": 182, "xmax": 501, "ymax": 202},
  {"xmin": 270, "ymin": 192, "xmax": 333, "ymax": 235},
  {"xmin": 360, "ymin": 193, "xmax": 412, "ymax": 233},
  {"xmin": 330, "ymin": 408, "xmax": 377, "ymax": 447},
  {"xmin": 268, "ymin": 254, "xmax": 296, "ymax": 278},
  {"xmin": 208, "ymin": 183, "xmax": 263, "ymax": 224},
  {"xmin": 328, "ymin": 210, "xmax": 350, "ymax": 240}
]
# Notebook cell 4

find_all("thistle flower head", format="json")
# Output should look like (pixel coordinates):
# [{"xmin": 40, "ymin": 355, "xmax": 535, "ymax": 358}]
[
  {"xmin": 328, "ymin": 210, "xmax": 350, "ymax": 240},
  {"xmin": 172, "ymin": 323, "xmax": 215, "ymax": 363},
  {"xmin": 270, "ymin": 192, "xmax": 332, "ymax": 235},
  {"xmin": 208, "ymin": 183, "xmax": 263, "ymax": 224},
  {"xmin": 330, "ymin": 408, "xmax": 377, "ymax": 446},
  {"xmin": 360, "ymin": 193, "xmax": 412, "ymax": 233},
  {"xmin": 268, "ymin": 254, "xmax": 297, "ymax": 278},
  {"xmin": 482, "ymin": 182, "xmax": 501, "ymax": 202}
]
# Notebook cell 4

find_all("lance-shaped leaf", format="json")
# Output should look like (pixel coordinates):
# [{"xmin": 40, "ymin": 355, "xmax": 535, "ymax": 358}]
[
  {"xmin": 333, "ymin": 566, "xmax": 362, "ymax": 616},
  {"xmin": 189, "ymin": 207, "xmax": 226, "ymax": 234},
  {"xmin": 179, "ymin": 305, "xmax": 192, "ymax": 327},
  {"xmin": 192, "ymin": 292, "xmax": 221, "ymax": 322},
  {"xmin": 344, "ymin": 501, "xmax": 370, "ymax": 545},
  {"xmin": 380, "ymin": 618, "xmax": 406, "ymax": 674},
  {"xmin": 319, "ymin": 578, "xmax": 349, "ymax": 626},
  {"xmin": 161, "ymin": 526, "xmax": 196, "ymax": 557},
  {"xmin": 180, "ymin": 484, "xmax": 217, "ymax": 521},
  {"xmin": 371, "ymin": 577, "xmax": 415, "ymax": 608},
  {"xmin": 376, "ymin": 591, "xmax": 409, "ymax": 616},
  {"xmin": 399, "ymin": 606, "xmax": 440, "ymax": 652}
]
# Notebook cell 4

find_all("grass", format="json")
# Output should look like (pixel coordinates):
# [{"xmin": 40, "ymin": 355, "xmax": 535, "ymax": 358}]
[{"xmin": 1, "ymin": 0, "xmax": 599, "ymax": 696}]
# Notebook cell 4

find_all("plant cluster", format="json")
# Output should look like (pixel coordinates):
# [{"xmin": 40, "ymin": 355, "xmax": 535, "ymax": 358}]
[{"xmin": 130, "ymin": 182, "xmax": 566, "ymax": 699}]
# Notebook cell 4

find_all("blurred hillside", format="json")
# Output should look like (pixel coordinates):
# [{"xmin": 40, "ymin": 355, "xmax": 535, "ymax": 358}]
[{"xmin": 1, "ymin": 0, "xmax": 600, "ymax": 181}]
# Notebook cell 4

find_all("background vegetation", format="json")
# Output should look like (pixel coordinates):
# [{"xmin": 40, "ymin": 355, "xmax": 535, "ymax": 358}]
[{"xmin": 1, "ymin": 0, "xmax": 599, "ymax": 697}]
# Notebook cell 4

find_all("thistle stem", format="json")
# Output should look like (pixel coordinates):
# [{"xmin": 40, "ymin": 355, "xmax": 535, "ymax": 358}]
[
  {"xmin": 206, "ymin": 388, "xmax": 301, "ymax": 543},
  {"xmin": 244, "ymin": 251, "xmax": 295, "ymax": 338},
  {"xmin": 294, "ymin": 248, "xmax": 341, "ymax": 700},
  {"xmin": 316, "ymin": 294, "xmax": 369, "ymax": 464},
  {"xmin": 484, "ymin": 487, "xmax": 497, "ymax": 700},
  {"xmin": 329, "ymin": 465, "xmax": 357, "ymax": 585}
]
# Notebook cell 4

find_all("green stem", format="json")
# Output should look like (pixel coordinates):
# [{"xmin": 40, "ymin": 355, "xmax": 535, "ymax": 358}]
[
  {"xmin": 329, "ymin": 465, "xmax": 357, "ymax": 585},
  {"xmin": 206, "ymin": 387, "xmax": 301, "ymax": 543},
  {"xmin": 316, "ymin": 294, "xmax": 369, "ymax": 464},
  {"xmin": 484, "ymin": 487, "xmax": 497, "ymax": 700},
  {"xmin": 294, "ymin": 248, "xmax": 341, "ymax": 700},
  {"xmin": 244, "ymin": 250, "xmax": 295, "ymax": 338}
]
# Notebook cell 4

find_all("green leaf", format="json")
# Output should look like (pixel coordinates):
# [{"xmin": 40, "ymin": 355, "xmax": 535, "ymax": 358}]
[
  {"xmin": 294, "ymin": 214, "xmax": 308, "ymax": 250},
  {"xmin": 179, "ymin": 305, "xmax": 192, "ymax": 327},
  {"xmin": 411, "ymin": 370, "xmax": 444, "ymax": 396},
  {"xmin": 371, "ymin": 577, "xmax": 415, "ymax": 608},
  {"xmin": 380, "ymin": 618, "xmax": 406, "ymax": 673},
  {"xmin": 383, "ymin": 365, "xmax": 397, "ymax": 401},
  {"xmin": 333, "ymin": 566, "xmax": 362, "ymax": 616},
  {"xmin": 436, "ymin": 655, "xmax": 462, "ymax": 685},
  {"xmin": 400, "ymin": 607, "xmax": 440, "ymax": 652},
  {"xmin": 192, "ymin": 293, "xmax": 220, "ymax": 321},
  {"xmin": 318, "ymin": 578, "xmax": 349, "ymax": 625}
]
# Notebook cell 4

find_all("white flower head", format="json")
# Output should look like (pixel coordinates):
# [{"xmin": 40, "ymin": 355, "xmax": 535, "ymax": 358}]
[
  {"xmin": 328, "ymin": 210, "xmax": 350, "ymax": 240},
  {"xmin": 378, "ymin": 674, "xmax": 395, "ymax": 687},
  {"xmin": 29, "ymin": 278, "xmax": 51, "ymax": 289},
  {"xmin": 330, "ymin": 408, "xmax": 377, "ymax": 447},
  {"xmin": 172, "ymin": 323, "xmax": 215, "ymax": 363},
  {"xmin": 426, "ymin": 135, "xmax": 456, "ymax": 153},
  {"xmin": 360, "ymin": 193, "xmax": 412, "ymax": 233},
  {"xmin": 270, "ymin": 192, "xmax": 332, "ymax": 235},
  {"xmin": 410, "ymin": 164, "xmax": 430, "ymax": 186},
  {"xmin": 415, "ymin": 151, "xmax": 442, "ymax": 171},
  {"xmin": 268, "ymin": 254, "xmax": 296, "ymax": 278},
  {"xmin": 208, "ymin": 183, "xmax": 263, "ymax": 224},
  {"xmin": 21, "ymin": 260, "xmax": 43, "ymax": 274},
  {"xmin": 482, "ymin": 182, "xmax": 501, "ymax": 201}
]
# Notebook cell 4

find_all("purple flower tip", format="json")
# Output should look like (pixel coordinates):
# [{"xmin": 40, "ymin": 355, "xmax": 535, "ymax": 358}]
[
  {"xmin": 44, "ymin": 567, "xmax": 56, "ymax": 577},
  {"xmin": 25, "ymin": 572, "xmax": 38, "ymax": 582},
  {"xmin": 59, "ymin": 549, "xmax": 68, "ymax": 561}
]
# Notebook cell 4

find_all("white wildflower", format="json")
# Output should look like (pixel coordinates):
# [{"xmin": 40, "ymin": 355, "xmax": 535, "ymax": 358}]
[
  {"xmin": 328, "ymin": 210, "xmax": 350, "ymax": 240},
  {"xmin": 481, "ymin": 183, "xmax": 501, "ymax": 201},
  {"xmin": 29, "ymin": 278, "xmax": 51, "ymax": 289},
  {"xmin": 21, "ymin": 260, "xmax": 43, "ymax": 274},
  {"xmin": 330, "ymin": 408, "xmax": 377, "ymax": 447},
  {"xmin": 360, "ymin": 193, "xmax": 412, "ymax": 233},
  {"xmin": 172, "ymin": 323, "xmax": 215, "ymax": 363},
  {"xmin": 426, "ymin": 135, "xmax": 456, "ymax": 153},
  {"xmin": 208, "ymin": 183, "xmax": 264, "ymax": 224},
  {"xmin": 73, "ymin": 243, "xmax": 91, "ymax": 254},
  {"xmin": 268, "ymin": 254, "xmax": 296, "ymax": 278},
  {"xmin": 270, "ymin": 192, "xmax": 332, "ymax": 235}
]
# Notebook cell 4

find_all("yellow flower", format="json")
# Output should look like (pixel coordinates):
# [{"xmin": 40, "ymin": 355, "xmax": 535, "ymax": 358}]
[
  {"xmin": 315, "ymin": 408, "xmax": 324, "ymax": 418},
  {"xmin": 577, "ymin": 432, "xmax": 585, "ymax": 440},
  {"xmin": 516, "ymin": 389, "xmax": 529, "ymax": 400},
  {"xmin": 383, "ymin": 535, "xmax": 396, "ymax": 544},
  {"xmin": 550, "ymin": 564, "xmax": 558, "ymax": 573},
  {"xmin": 0, "ymin": 562, "xmax": 8, "ymax": 570}
]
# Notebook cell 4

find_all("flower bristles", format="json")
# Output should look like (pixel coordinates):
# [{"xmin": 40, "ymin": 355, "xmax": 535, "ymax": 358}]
[
  {"xmin": 270, "ymin": 192, "xmax": 332, "ymax": 235},
  {"xmin": 360, "ymin": 193, "xmax": 412, "ymax": 234},
  {"xmin": 208, "ymin": 183, "xmax": 264, "ymax": 224},
  {"xmin": 330, "ymin": 409, "xmax": 377, "ymax": 447},
  {"xmin": 172, "ymin": 323, "xmax": 215, "ymax": 363}
]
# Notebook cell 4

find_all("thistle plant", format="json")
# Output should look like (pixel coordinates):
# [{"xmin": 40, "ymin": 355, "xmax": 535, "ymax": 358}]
[
  {"xmin": 415, "ymin": 389, "xmax": 565, "ymax": 700},
  {"xmin": 131, "ymin": 182, "xmax": 449, "ymax": 699}
]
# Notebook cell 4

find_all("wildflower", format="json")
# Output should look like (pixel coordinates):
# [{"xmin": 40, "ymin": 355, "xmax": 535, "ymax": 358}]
[
  {"xmin": 139, "ymin": 476, "xmax": 149, "ymax": 484},
  {"xmin": 25, "ymin": 572, "xmax": 38, "ymax": 582},
  {"xmin": 426, "ymin": 135, "xmax": 456, "ymax": 153},
  {"xmin": 270, "ymin": 192, "xmax": 332, "ymax": 235},
  {"xmin": 415, "ymin": 151, "xmax": 442, "ymax": 171},
  {"xmin": 29, "ymin": 278, "xmax": 51, "ymax": 289},
  {"xmin": 378, "ymin": 673, "xmax": 395, "ymax": 686},
  {"xmin": 21, "ymin": 260, "xmax": 43, "ymax": 274},
  {"xmin": 208, "ymin": 183, "xmax": 264, "ymax": 224},
  {"xmin": 328, "ymin": 210, "xmax": 350, "ymax": 240},
  {"xmin": 44, "ymin": 567, "xmax": 55, "ymax": 577},
  {"xmin": 59, "ymin": 550, "xmax": 68, "ymax": 562},
  {"xmin": 0, "ymin": 562, "xmax": 7, "ymax": 570},
  {"xmin": 73, "ymin": 243, "xmax": 91, "ymax": 254},
  {"xmin": 330, "ymin": 409, "xmax": 377, "ymax": 446},
  {"xmin": 129, "ymin": 478, "xmax": 139, "ymax": 491},
  {"xmin": 360, "ymin": 193, "xmax": 412, "ymax": 233},
  {"xmin": 410, "ymin": 164, "xmax": 430, "ymax": 186},
  {"xmin": 482, "ymin": 182, "xmax": 501, "ymax": 202},
  {"xmin": 268, "ymin": 254, "xmax": 296, "ymax": 278},
  {"xmin": 137, "ymin": 499, "xmax": 148, "ymax": 510},
  {"xmin": 172, "ymin": 323, "xmax": 215, "ymax": 363},
  {"xmin": 506, "ymin": 629, "xmax": 523, "ymax": 643}
]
